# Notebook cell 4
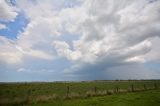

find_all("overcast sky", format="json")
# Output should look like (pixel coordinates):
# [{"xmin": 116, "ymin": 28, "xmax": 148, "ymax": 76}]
[{"xmin": 0, "ymin": 0, "xmax": 160, "ymax": 82}]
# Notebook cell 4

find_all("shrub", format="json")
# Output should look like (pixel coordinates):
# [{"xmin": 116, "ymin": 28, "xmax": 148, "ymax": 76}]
[
  {"xmin": 33, "ymin": 94, "xmax": 58, "ymax": 103},
  {"xmin": 86, "ymin": 91, "xmax": 96, "ymax": 97},
  {"xmin": 107, "ymin": 90, "xmax": 114, "ymax": 95},
  {"xmin": 64, "ymin": 92, "xmax": 81, "ymax": 99}
]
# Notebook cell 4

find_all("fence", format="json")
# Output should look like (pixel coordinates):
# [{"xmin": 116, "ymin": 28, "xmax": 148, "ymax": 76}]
[
  {"xmin": 26, "ymin": 83, "xmax": 159, "ymax": 100},
  {"xmin": 70, "ymin": 83, "xmax": 159, "ymax": 100},
  {"xmin": 0, "ymin": 82, "xmax": 159, "ymax": 105}
]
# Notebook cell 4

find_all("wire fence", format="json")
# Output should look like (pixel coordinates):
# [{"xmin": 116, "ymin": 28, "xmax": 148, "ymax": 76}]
[{"xmin": 0, "ymin": 82, "xmax": 159, "ymax": 105}]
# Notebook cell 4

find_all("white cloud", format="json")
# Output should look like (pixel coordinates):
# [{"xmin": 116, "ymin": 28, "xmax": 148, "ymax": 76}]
[
  {"xmin": 14, "ymin": 0, "xmax": 87, "ymax": 63},
  {"xmin": 0, "ymin": 0, "xmax": 84, "ymax": 64},
  {"xmin": 0, "ymin": 1, "xmax": 18, "ymax": 64},
  {"xmin": 59, "ymin": 0, "xmax": 160, "ymax": 76},
  {"xmin": 70, "ymin": 0, "xmax": 160, "ymax": 63},
  {"xmin": 17, "ymin": 68, "xmax": 55, "ymax": 73},
  {"xmin": 0, "ymin": 24, "xmax": 6, "ymax": 29},
  {"xmin": 144, "ymin": 37, "xmax": 160, "ymax": 61},
  {"xmin": 16, "ymin": 0, "xmax": 160, "ymax": 66},
  {"xmin": 16, "ymin": 46, "xmax": 54, "ymax": 60},
  {"xmin": 0, "ymin": 36, "xmax": 22, "ymax": 64},
  {"xmin": 53, "ymin": 40, "xmax": 82, "ymax": 61},
  {"xmin": 0, "ymin": 35, "xmax": 54, "ymax": 64},
  {"xmin": 0, "ymin": 0, "xmax": 18, "ymax": 21},
  {"xmin": 17, "ymin": 68, "xmax": 26, "ymax": 72},
  {"xmin": 0, "ymin": 0, "xmax": 160, "ymax": 80}
]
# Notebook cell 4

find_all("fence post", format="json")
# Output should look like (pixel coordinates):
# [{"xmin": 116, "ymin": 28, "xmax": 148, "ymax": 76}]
[
  {"xmin": 116, "ymin": 86, "xmax": 119, "ymax": 93},
  {"xmin": 154, "ymin": 83, "xmax": 157, "ymax": 89},
  {"xmin": 26, "ymin": 89, "xmax": 31, "ymax": 103},
  {"xmin": 114, "ymin": 86, "xmax": 119, "ymax": 93},
  {"xmin": 67, "ymin": 86, "xmax": 70, "ymax": 97},
  {"xmin": 94, "ymin": 86, "xmax": 97, "ymax": 94},
  {"xmin": 144, "ymin": 84, "xmax": 146, "ymax": 90},
  {"xmin": 131, "ymin": 84, "xmax": 134, "ymax": 92}
]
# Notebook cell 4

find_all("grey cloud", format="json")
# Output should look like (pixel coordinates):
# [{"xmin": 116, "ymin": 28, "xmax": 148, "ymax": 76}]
[{"xmin": 65, "ymin": 62, "xmax": 160, "ymax": 80}]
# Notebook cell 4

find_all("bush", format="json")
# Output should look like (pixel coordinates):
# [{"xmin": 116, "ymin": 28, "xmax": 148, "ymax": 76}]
[{"xmin": 64, "ymin": 92, "xmax": 80, "ymax": 99}]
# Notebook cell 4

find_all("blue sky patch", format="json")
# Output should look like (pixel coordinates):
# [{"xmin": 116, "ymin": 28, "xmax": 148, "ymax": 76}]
[{"xmin": 0, "ymin": 12, "xmax": 28, "ymax": 40}]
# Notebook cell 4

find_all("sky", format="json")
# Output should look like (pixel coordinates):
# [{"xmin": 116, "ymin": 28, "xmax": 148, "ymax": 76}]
[{"xmin": 0, "ymin": 0, "xmax": 160, "ymax": 82}]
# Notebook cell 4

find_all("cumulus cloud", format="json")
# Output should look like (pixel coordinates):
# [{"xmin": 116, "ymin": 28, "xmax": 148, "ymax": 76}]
[
  {"xmin": 53, "ymin": 0, "xmax": 160, "ymax": 66},
  {"xmin": 144, "ymin": 37, "xmax": 160, "ymax": 61},
  {"xmin": 0, "ymin": 0, "xmax": 18, "ymax": 21},
  {"xmin": 0, "ymin": 0, "xmax": 160, "ymax": 81},
  {"xmin": 10, "ymin": 0, "xmax": 86, "ymax": 63},
  {"xmin": 0, "ymin": 24, "xmax": 6, "ymax": 29},
  {"xmin": 0, "ymin": 36, "xmax": 22, "ymax": 64},
  {"xmin": 60, "ymin": 0, "xmax": 160, "ymax": 78}
]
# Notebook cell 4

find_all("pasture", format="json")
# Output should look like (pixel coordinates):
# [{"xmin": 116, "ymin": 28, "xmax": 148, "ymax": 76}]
[{"xmin": 0, "ymin": 80, "xmax": 160, "ymax": 105}]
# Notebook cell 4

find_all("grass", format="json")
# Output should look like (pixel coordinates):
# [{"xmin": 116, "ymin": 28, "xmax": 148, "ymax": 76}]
[
  {"xmin": 32, "ymin": 90, "xmax": 160, "ymax": 106},
  {"xmin": 0, "ymin": 80, "xmax": 160, "ymax": 105}
]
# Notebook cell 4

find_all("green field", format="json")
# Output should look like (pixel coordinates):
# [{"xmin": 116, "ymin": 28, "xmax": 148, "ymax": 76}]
[
  {"xmin": 0, "ymin": 80, "xmax": 160, "ymax": 105},
  {"xmin": 33, "ymin": 90, "xmax": 160, "ymax": 106}
]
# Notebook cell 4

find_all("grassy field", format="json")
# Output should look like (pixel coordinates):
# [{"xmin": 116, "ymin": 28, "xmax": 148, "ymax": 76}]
[
  {"xmin": 0, "ymin": 80, "xmax": 160, "ymax": 105},
  {"xmin": 32, "ymin": 90, "xmax": 160, "ymax": 106}
]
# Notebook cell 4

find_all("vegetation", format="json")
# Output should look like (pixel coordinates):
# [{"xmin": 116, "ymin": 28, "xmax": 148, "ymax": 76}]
[
  {"xmin": 32, "ymin": 90, "xmax": 160, "ymax": 106},
  {"xmin": 0, "ymin": 80, "xmax": 160, "ymax": 105}
]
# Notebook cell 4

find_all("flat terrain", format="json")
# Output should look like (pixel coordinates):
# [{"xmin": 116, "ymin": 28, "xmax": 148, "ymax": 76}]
[
  {"xmin": 0, "ymin": 80, "xmax": 160, "ymax": 105},
  {"xmin": 33, "ymin": 90, "xmax": 160, "ymax": 106}
]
